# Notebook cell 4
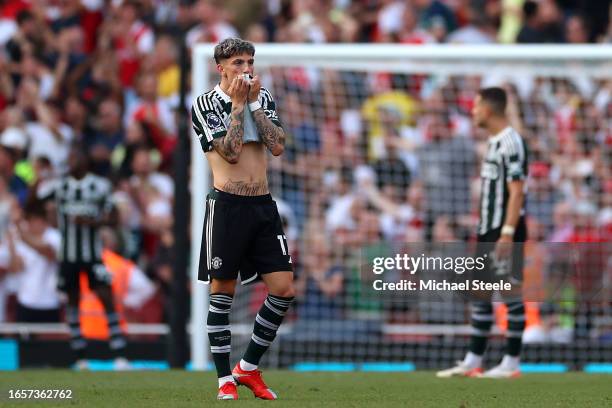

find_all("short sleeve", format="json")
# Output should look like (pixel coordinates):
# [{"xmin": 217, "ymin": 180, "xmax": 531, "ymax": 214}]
[
  {"xmin": 100, "ymin": 179, "xmax": 115, "ymax": 213},
  {"xmin": 192, "ymin": 95, "xmax": 227, "ymax": 152},
  {"xmin": 260, "ymin": 88, "xmax": 282, "ymax": 128},
  {"xmin": 501, "ymin": 133, "xmax": 527, "ymax": 182}
]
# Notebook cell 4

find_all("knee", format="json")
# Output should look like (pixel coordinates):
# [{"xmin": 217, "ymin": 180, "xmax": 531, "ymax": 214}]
[
  {"xmin": 272, "ymin": 285, "xmax": 295, "ymax": 299},
  {"xmin": 210, "ymin": 279, "xmax": 236, "ymax": 296}
]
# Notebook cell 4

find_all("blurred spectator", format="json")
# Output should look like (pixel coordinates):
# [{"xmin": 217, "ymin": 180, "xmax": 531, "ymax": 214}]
[
  {"xmin": 64, "ymin": 96, "xmax": 92, "ymax": 143},
  {"xmin": 369, "ymin": 107, "xmax": 414, "ymax": 184},
  {"xmin": 398, "ymin": 4, "xmax": 436, "ymax": 44},
  {"xmin": 362, "ymin": 177, "xmax": 421, "ymax": 242},
  {"xmin": 110, "ymin": 0, "xmax": 155, "ymax": 88},
  {"xmin": 417, "ymin": 109, "xmax": 475, "ymax": 240},
  {"xmin": 0, "ymin": 228, "xmax": 19, "ymax": 322},
  {"xmin": 278, "ymin": 91, "xmax": 321, "ymax": 228},
  {"xmin": 413, "ymin": 0, "xmax": 457, "ymax": 42},
  {"xmin": 376, "ymin": 0, "xmax": 407, "ymax": 41},
  {"xmin": 86, "ymin": 98, "xmax": 124, "ymax": 177},
  {"xmin": 567, "ymin": 200, "xmax": 602, "ymax": 243},
  {"xmin": 186, "ymin": 0, "xmax": 238, "ymax": 48},
  {"xmin": 0, "ymin": 144, "xmax": 28, "ymax": 206},
  {"xmin": 9, "ymin": 200, "xmax": 61, "ymax": 322},
  {"xmin": 598, "ymin": 180, "xmax": 612, "ymax": 240},
  {"xmin": 113, "ymin": 120, "xmax": 149, "ymax": 179},
  {"xmin": 565, "ymin": 15, "xmax": 589, "ymax": 44},
  {"xmin": 127, "ymin": 146, "xmax": 173, "ymax": 259},
  {"xmin": 296, "ymin": 225, "xmax": 344, "ymax": 320},
  {"xmin": 517, "ymin": 0, "xmax": 564, "ymax": 43},
  {"xmin": 26, "ymin": 102, "xmax": 73, "ymax": 174},
  {"xmin": 1, "ymin": 107, "xmax": 31, "ymax": 185},
  {"xmin": 447, "ymin": 6, "xmax": 495, "ymax": 44},
  {"xmin": 4, "ymin": 10, "xmax": 47, "ymax": 74},
  {"xmin": 325, "ymin": 165, "xmax": 358, "ymax": 235},
  {"xmin": 527, "ymin": 161, "xmax": 562, "ymax": 235},
  {"xmin": 150, "ymin": 35, "xmax": 179, "ymax": 101},
  {"xmin": 126, "ymin": 73, "xmax": 176, "ymax": 166},
  {"xmin": 516, "ymin": 1, "xmax": 545, "ymax": 43},
  {"xmin": 548, "ymin": 201, "xmax": 573, "ymax": 242},
  {"xmin": 362, "ymin": 87, "xmax": 418, "ymax": 162}
]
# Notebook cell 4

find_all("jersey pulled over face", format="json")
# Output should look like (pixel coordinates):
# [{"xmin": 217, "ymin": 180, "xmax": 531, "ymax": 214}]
[{"xmin": 191, "ymin": 85, "xmax": 282, "ymax": 152}]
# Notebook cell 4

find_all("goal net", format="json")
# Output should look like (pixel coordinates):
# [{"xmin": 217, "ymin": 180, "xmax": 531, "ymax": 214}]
[{"xmin": 190, "ymin": 44, "xmax": 611, "ymax": 372}]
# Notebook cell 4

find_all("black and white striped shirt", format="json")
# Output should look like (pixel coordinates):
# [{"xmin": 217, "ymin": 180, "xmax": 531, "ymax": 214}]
[
  {"xmin": 191, "ymin": 84, "xmax": 282, "ymax": 152},
  {"xmin": 478, "ymin": 126, "xmax": 528, "ymax": 235},
  {"xmin": 40, "ymin": 174, "xmax": 114, "ymax": 263}
]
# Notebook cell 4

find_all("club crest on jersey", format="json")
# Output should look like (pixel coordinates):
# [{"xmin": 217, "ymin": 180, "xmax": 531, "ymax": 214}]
[
  {"xmin": 211, "ymin": 256, "xmax": 223, "ymax": 270},
  {"xmin": 206, "ymin": 112, "xmax": 222, "ymax": 128}
]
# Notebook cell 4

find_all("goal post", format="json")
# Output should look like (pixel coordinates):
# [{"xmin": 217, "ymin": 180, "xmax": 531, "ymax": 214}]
[{"xmin": 190, "ymin": 44, "xmax": 612, "ymax": 371}]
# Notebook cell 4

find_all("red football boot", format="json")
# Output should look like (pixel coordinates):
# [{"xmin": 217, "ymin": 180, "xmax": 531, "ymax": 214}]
[
  {"xmin": 217, "ymin": 381, "xmax": 238, "ymax": 400},
  {"xmin": 232, "ymin": 363, "xmax": 277, "ymax": 400}
]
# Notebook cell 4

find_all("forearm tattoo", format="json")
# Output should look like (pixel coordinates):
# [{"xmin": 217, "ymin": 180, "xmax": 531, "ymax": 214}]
[
  {"xmin": 222, "ymin": 180, "xmax": 268, "ymax": 196},
  {"xmin": 213, "ymin": 104, "xmax": 244, "ymax": 162},
  {"xmin": 252, "ymin": 108, "xmax": 285, "ymax": 153}
]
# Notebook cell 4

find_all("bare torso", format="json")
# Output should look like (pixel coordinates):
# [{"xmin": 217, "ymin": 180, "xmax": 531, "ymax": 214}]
[{"xmin": 207, "ymin": 142, "xmax": 268, "ymax": 195}]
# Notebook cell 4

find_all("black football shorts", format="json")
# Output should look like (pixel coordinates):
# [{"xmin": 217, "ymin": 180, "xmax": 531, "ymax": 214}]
[
  {"xmin": 58, "ymin": 261, "xmax": 112, "ymax": 292},
  {"xmin": 198, "ymin": 189, "xmax": 293, "ymax": 284},
  {"xmin": 474, "ymin": 217, "xmax": 527, "ymax": 285}
]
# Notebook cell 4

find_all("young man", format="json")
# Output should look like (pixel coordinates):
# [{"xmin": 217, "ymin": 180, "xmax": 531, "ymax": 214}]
[
  {"xmin": 437, "ymin": 87, "xmax": 528, "ymax": 379},
  {"xmin": 191, "ymin": 38, "xmax": 294, "ymax": 400},
  {"xmin": 39, "ymin": 146, "xmax": 128, "ymax": 369}
]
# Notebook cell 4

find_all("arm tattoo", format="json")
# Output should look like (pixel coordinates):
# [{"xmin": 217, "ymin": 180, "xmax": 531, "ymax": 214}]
[
  {"xmin": 212, "ymin": 104, "xmax": 244, "ymax": 163},
  {"xmin": 222, "ymin": 180, "xmax": 268, "ymax": 196},
  {"xmin": 252, "ymin": 108, "xmax": 285, "ymax": 154}
]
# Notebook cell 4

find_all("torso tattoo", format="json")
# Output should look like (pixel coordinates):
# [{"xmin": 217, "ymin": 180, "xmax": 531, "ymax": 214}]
[{"xmin": 221, "ymin": 180, "xmax": 268, "ymax": 196}]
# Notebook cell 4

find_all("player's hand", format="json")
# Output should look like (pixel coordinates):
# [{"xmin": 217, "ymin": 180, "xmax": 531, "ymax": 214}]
[
  {"xmin": 228, "ymin": 75, "xmax": 249, "ymax": 105},
  {"xmin": 494, "ymin": 234, "xmax": 512, "ymax": 261},
  {"xmin": 247, "ymin": 75, "xmax": 261, "ymax": 103}
]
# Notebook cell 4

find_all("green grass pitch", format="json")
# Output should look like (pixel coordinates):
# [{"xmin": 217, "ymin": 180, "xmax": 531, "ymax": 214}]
[{"xmin": 1, "ymin": 371, "xmax": 610, "ymax": 407}]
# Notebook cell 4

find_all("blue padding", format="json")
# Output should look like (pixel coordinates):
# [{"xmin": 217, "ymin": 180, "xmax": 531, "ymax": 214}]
[
  {"xmin": 185, "ymin": 361, "xmax": 213, "ymax": 371},
  {"xmin": 583, "ymin": 363, "xmax": 612, "ymax": 374},
  {"xmin": 292, "ymin": 362, "xmax": 356, "ymax": 372},
  {"xmin": 360, "ymin": 363, "xmax": 415, "ymax": 372},
  {"xmin": 79, "ymin": 360, "xmax": 169, "ymax": 371},
  {"xmin": 519, "ymin": 363, "xmax": 568, "ymax": 373},
  {"xmin": 0, "ymin": 339, "xmax": 18, "ymax": 370}
]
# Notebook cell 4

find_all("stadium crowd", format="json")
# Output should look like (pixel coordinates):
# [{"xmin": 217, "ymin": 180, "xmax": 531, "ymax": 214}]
[{"xmin": 0, "ymin": 0, "xmax": 609, "ymax": 347}]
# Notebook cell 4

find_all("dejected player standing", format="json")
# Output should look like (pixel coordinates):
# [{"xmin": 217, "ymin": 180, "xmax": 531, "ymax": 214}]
[
  {"xmin": 437, "ymin": 87, "xmax": 529, "ymax": 379},
  {"xmin": 191, "ymin": 38, "xmax": 294, "ymax": 400},
  {"xmin": 39, "ymin": 145, "xmax": 128, "ymax": 369}
]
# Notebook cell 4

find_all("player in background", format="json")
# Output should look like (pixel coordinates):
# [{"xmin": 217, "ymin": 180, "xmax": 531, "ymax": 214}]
[
  {"xmin": 191, "ymin": 38, "xmax": 294, "ymax": 400},
  {"xmin": 437, "ymin": 87, "xmax": 529, "ymax": 379},
  {"xmin": 39, "ymin": 146, "xmax": 128, "ymax": 370}
]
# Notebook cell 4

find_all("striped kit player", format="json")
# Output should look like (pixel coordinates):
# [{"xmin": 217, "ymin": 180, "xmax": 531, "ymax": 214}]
[
  {"xmin": 478, "ymin": 126, "xmax": 528, "ymax": 237},
  {"xmin": 191, "ymin": 38, "xmax": 295, "ymax": 401},
  {"xmin": 39, "ymin": 146, "xmax": 126, "ymax": 364},
  {"xmin": 438, "ymin": 87, "xmax": 529, "ymax": 379}
]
